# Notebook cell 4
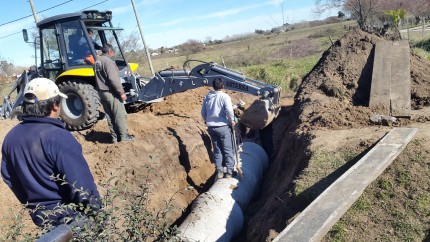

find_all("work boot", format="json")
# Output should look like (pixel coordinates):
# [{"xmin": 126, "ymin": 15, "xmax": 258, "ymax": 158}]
[
  {"xmin": 119, "ymin": 134, "xmax": 135, "ymax": 142},
  {"xmin": 225, "ymin": 170, "xmax": 235, "ymax": 179}
]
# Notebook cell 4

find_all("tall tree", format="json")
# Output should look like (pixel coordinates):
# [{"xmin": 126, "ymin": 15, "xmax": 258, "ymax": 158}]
[{"xmin": 315, "ymin": 0, "xmax": 382, "ymax": 30}]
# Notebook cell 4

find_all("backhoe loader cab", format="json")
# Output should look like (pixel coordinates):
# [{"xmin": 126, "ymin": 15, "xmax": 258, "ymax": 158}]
[{"xmin": 33, "ymin": 10, "xmax": 137, "ymax": 130}]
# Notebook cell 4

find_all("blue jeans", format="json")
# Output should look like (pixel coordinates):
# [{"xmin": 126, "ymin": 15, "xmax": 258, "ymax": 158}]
[{"xmin": 208, "ymin": 125, "xmax": 235, "ymax": 174}]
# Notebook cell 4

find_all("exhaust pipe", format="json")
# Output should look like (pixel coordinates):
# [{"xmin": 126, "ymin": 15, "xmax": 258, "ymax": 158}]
[{"xmin": 178, "ymin": 142, "xmax": 269, "ymax": 242}]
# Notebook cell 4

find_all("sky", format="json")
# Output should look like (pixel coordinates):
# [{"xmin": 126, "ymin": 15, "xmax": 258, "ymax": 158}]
[{"xmin": 0, "ymin": 0, "xmax": 337, "ymax": 67}]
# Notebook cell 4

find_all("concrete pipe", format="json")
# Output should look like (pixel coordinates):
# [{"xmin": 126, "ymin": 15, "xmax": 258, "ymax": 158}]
[{"xmin": 178, "ymin": 142, "xmax": 269, "ymax": 242}]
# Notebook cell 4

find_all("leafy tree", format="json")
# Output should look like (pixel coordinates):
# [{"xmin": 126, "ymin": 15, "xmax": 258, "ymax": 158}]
[{"xmin": 384, "ymin": 8, "xmax": 406, "ymax": 31}]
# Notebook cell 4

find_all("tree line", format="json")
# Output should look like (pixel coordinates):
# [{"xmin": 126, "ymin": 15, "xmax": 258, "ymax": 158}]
[{"xmin": 315, "ymin": 0, "xmax": 430, "ymax": 33}]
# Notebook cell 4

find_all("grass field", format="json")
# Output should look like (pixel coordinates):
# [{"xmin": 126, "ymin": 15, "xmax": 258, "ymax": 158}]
[
  {"xmin": 134, "ymin": 21, "xmax": 430, "ymax": 97},
  {"xmin": 133, "ymin": 20, "xmax": 357, "ymax": 93}
]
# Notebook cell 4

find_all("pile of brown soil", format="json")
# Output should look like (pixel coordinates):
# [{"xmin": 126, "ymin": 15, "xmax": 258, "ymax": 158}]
[
  {"xmin": 244, "ymin": 28, "xmax": 430, "ymax": 241},
  {"xmin": 0, "ymin": 86, "xmax": 258, "ymax": 236}
]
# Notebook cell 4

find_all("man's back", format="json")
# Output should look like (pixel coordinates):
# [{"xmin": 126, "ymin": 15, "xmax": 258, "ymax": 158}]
[
  {"xmin": 1, "ymin": 116, "xmax": 100, "ymax": 226},
  {"xmin": 94, "ymin": 55, "xmax": 122, "ymax": 93},
  {"xmin": 202, "ymin": 90, "xmax": 234, "ymax": 127}
]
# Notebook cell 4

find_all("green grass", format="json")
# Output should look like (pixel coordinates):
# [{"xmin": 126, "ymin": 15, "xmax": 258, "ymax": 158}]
[
  {"xmin": 293, "ymin": 147, "xmax": 360, "ymax": 204},
  {"xmin": 241, "ymin": 55, "xmax": 319, "ymax": 93},
  {"xmin": 134, "ymin": 20, "xmax": 357, "ymax": 89},
  {"xmin": 323, "ymin": 138, "xmax": 430, "ymax": 241}
]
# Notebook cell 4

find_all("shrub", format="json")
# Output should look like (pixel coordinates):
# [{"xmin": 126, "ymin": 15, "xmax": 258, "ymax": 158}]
[
  {"xmin": 178, "ymin": 39, "xmax": 205, "ymax": 57},
  {"xmin": 1, "ymin": 173, "xmax": 191, "ymax": 241}
]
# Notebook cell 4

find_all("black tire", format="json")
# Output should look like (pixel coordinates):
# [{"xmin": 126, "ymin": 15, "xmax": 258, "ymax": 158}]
[{"xmin": 58, "ymin": 80, "xmax": 100, "ymax": 131}]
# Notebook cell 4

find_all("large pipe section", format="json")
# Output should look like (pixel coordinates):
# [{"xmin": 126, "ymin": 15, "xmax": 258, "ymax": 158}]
[{"xmin": 178, "ymin": 142, "xmax": 269, "ymax": 242}]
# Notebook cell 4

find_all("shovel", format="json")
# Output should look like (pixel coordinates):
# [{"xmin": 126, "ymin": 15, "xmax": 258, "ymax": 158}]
[{"xmin": 231, "ymin": 124, "xmax": 243, "ymax": 177}]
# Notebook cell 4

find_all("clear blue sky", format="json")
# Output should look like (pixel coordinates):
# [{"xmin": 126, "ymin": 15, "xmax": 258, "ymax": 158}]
[{"xmin": 0, "ymin": 0, "xmax": 336, "ymax": 67}]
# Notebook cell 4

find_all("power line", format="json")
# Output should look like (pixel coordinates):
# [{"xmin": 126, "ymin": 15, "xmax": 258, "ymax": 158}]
[
  {"xmin": 0, "ymin": 31, "xmax": 22, "ymax": 40},
  {"xmin": 0, "ymin": 0, "xmax": 74, "ymax": 27},
  {"xmin": 81, "ymin": 0, "xmax": 110, "ymax": 10},
  {"xmin": 0, "ymin": 0, "xmax": 110, "ymax": 40},
  {"xmin": 0, "ymin": 26, "xmax": 37, "ymax": 41}
]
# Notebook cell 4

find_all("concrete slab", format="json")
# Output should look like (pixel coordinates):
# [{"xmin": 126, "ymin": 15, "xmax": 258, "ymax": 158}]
[
  {"xmin": 369, "ymin": 41, "xmax": 411, "ymax": 117},
  {"xmin": 369, "ymin": 42, "xmax": 391, "ymax": 112},
  {"xmin": 389, "ymin": 41, "xmax": 411, "ymax": 117},
  {"xmin": 272, "ymin": 128, "xmax": 418, "ymax": 242}
]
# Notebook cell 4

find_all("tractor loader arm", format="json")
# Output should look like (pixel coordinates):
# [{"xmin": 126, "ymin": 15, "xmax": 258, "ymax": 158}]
[
  {"xmin": 0, "ymin": 69, "xmax": 38, "ymax": 120},
  {"xmin": 136, "ymin": 62, "xmax": 281, "ymax": 129}
]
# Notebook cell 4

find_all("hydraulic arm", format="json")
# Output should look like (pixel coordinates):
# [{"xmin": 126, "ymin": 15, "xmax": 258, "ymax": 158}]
[{"xmin": 133, "ymin": 62, "xmax": 282, "ymax": 129}]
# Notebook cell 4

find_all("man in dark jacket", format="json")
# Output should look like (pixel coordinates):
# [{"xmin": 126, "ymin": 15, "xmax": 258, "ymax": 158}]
[
  {"xmin": 1, "ymin": 77, "xmax": 101, "ymax": 227},
  {"xmin": 94, "ymin": 44, "xmax": 134, "ymax": 142},
  {"xmin": 201, "ymin": 78, "xmax": 236, "ymax": 178}
]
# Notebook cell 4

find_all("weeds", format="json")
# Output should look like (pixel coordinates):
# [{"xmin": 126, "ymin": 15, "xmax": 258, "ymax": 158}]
[
  {"xmin": 351, "ymin": 195, "xmax": 371, "ymax": 212},
  {"xmin": 412, "ymin": 38, "xmax": 430, "ymax": 52},
  {"xmin": 326, "ymin": 221, "xmax": 348, "ymax": 242},
  {"xmin": 0, "ymin": 208, "xmax": 36, "ymax": 242},
  {"xmin": 1, "ymin": 173, "xmax": 191, "ymax": 241}
]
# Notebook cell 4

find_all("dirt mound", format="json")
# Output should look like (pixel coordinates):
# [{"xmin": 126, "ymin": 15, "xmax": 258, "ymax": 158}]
[
  {"xmin": 81, "ymin": 87, "xmax": 259, "ymax": 221},
  {"xmin": 0, "ymin": 86, "xmax": 259, "ymax": 235},
  {"xmin": 244, "ymin": 28, "xmax": 430, "ymax": 241},
  {"xmin": 293, "ymin": 28, "xmax": 430, "ymax": 131}
]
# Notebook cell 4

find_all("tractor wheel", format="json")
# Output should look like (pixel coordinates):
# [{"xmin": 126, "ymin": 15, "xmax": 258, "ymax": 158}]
[{"xmin": 58, "ymin": 80, "xmax": 101, "ymax": 131}]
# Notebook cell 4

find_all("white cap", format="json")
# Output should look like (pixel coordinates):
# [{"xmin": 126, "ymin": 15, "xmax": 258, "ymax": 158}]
[{"xmin": 24, "ymin": 78, "xmax": 67, "ymax": 103}]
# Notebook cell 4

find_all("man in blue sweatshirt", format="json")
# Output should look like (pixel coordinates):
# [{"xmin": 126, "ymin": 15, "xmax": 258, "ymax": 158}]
[
  {"xmin": 201, "ymin": 78, "xmax": 236, "ymax": 178},
  {"xmin": 1, "ymin": 77, "xmax": 101, "ymax": 227}
]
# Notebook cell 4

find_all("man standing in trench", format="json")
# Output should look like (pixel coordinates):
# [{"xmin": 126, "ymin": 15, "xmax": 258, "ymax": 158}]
[
  {"xmin": 94, "ymin": 44, "xmax": 134, "ymax": 143},
  {"xmin": 1, "ymin": 78, "xmax": 101, "ymax": 227},
  {"xmin": 201, "ymin": 77, "xmax": 236, "ymax": 178}
]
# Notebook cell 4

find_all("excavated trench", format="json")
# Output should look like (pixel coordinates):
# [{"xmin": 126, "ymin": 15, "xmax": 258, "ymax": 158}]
[
  {"xmin": 2, "ymin": 28, "xmax": 430, "ymax": 240},
  {"xmin": 109, "ymin": 28, "xmax": 430, "ymax": 241},
  {"xmin": 241, "ymin": 28, "xmax": 430, "ymax": 242}
]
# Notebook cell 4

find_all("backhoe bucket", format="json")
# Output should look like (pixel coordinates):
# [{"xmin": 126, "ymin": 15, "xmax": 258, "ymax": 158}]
[{"xmin": 239, "ymin": 98, "xmax": 280, "ymax": 130}]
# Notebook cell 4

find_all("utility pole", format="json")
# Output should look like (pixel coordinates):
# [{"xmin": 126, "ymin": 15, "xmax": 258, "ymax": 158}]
[
  {"xmin": 131, "ymin": 0, "xmax": 155, "ymax": 77},
  {"xmin": 28, "ymin": 0, "xmax": 49, "ymax": 63},
  {"xmin": 29, "ymin": 0, "xmax": 39, "ymax": 23},
  {"xmin": 29, "ymin": 0, "xmax": 39, "ymax": 66}
]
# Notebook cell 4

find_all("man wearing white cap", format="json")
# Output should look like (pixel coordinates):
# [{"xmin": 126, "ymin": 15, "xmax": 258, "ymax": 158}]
[{"xmin": 1, "ymin": 77, "xmax": 101, "ymax": 227}]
